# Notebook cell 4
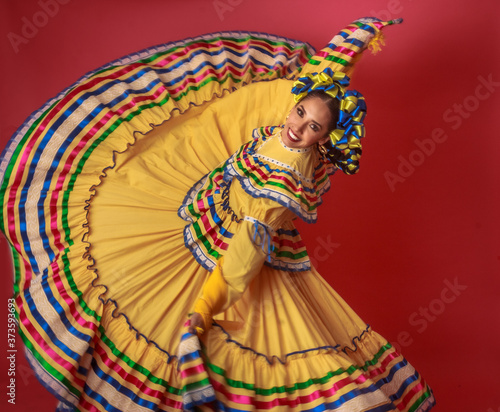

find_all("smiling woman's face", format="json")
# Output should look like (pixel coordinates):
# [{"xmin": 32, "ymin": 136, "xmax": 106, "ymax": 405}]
[{"xmin": 281, "ymin": 96, "xmax": 333, "ymax": 149}]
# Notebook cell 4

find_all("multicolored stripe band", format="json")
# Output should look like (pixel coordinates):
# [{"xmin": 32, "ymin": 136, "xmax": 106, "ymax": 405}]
[
  {"xmin": 183, "ymin": 325, "xmax": 435, "ymax": 412},
  {"xmin": 306, "ymin": 17, "xmax": 403, "ymax": 74}
]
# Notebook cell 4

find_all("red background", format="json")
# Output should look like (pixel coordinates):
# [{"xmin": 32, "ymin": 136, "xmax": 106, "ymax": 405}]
[{"xmin": 1, "ymin": 0, "xmax": 499, "ymax": 411}]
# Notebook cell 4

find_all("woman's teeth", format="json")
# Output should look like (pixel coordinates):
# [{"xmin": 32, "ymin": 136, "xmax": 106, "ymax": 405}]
[{"xmin": 288, "ymin": 129, "xmax": 300, "ymax": 142}]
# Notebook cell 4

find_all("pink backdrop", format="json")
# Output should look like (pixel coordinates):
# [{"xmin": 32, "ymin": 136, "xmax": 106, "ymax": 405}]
[{"xmin": 1, "ymin": 0, "xmax": 499, "ymax": 411}]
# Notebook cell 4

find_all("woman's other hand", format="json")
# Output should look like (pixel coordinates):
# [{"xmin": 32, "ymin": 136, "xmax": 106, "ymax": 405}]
[{"xmin": 189, "ymin": 312, "xmax": 206, "ymax": 335}]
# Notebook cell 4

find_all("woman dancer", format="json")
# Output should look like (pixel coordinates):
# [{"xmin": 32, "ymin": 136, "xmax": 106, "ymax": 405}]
[{"xmin": 0, "ymin": 17, "xmax": 435, "ymax": 411}]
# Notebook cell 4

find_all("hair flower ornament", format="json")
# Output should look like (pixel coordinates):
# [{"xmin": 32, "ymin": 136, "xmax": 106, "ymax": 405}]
[
  {"xmin": 291, "ymin": 68, "xmax": 349, "ymax": 103},
  {"xmin": 291, "ymin": 67, "xmax": 367, "ymax": 175}
]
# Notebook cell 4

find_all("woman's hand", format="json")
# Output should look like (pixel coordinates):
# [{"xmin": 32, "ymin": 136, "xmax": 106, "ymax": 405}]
[{"xmin": 188, "ymin": 312, "xmax": 206, "ymax": 335}]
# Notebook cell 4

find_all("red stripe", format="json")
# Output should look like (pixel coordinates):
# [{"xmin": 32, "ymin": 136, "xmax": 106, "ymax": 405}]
[
  {"xmin": 94, "ymin": 343, "xmax": 182, "ymax": 409},
  {"xmin": 211, "ymin": 370, "xmax": 369, "ymax": 409},
  {"xmin": 364, "ymin": 348, "xmax": 401, "ymax": 379},
  {"xmin": 16, "ymin": 296, "xmax": 86, "ymax": 389},
  {"xmin": 397, "ymin": 380, "xmax": 427, "ymax": 410},
  {"xmin": 334, "ymin": 46, "xmax": 358, "ymax": 58},
  {"xmin": 199, "ymin": 214, "xmax": 229, "ymax": 251},
  {"xmin": 163, "ymin": 59, "xmax": 270, "ymax": 97},
  {"xmin": 154, "ymin": 38, "xmax": 299, "ymax": 69},
  {"xmin": 239, "ymin": 156, "xmax": 319, "ymax": 204},
  {"xmin": 79, "ymin": 397, "xmax": 101, "ymax": 412},
  {"xmin": 273, "ymin": 236, "xmax": 305, "ymax": 250},
  {"xmin": 49, "ymin": 259, "xmax": 98, "ymax": 332}
]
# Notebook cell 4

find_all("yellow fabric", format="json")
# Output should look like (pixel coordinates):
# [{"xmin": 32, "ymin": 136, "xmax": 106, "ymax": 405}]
[
  {"xmin": 88, "ymin": 78, "xmax": 368, "ymax": 360},
  {"xmin": 216, "ymin": 219, "xmax": 267, "ymax": 307}
]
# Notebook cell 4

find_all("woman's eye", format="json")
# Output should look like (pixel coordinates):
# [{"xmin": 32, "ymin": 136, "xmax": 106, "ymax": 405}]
[
  {"xmin": 310, "ymin": 124, "xmax": 318, "ymax": 131},
  {"xmin": 296, "ymin": 108, "xmax": 303, "ymax": 116}
]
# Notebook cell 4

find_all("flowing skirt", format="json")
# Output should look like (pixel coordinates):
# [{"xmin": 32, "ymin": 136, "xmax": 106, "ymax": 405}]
[{"xmin": 0, "ymin": 32, "xmax": 435, "ymax": 411}]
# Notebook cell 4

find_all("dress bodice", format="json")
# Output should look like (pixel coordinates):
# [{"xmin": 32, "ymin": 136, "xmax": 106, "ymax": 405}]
[{"xmin": 178, "ymin": 126, "xmax": 337, "ymax": 273}]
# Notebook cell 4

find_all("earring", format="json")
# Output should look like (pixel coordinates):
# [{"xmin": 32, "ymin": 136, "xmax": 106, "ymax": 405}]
[{"xmin": 318, "ymin": 144, "xmax": 328, "ymax": 155}]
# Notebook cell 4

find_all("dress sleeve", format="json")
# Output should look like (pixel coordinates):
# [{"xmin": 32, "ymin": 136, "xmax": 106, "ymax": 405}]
[{"xmin": 193, "ymin": 178, "xmax": 293, "ymax": 330}]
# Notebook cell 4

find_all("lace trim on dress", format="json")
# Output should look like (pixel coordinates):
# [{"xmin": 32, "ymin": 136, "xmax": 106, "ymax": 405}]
[{"xmin": 277, "ymin": 129, "xmax": 313, "ymax": 153}]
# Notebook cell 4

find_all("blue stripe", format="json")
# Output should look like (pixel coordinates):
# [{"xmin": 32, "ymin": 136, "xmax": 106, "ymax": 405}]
[
  {"xmin": 208, "ymin": 205, "xmax": 233, "ymax": 238},
  {"xmin": 84, "ymin": 360, "xmax": 158, "ymax": 411},
  {"xmin": 179, "ymin": 351, "xmax": 202, "ymax": 365},
  {"xmin": 357, "ymin": 22, "xmax": 377, "ymax": 35},
  {"xmin": 344, "ymin": 37, "xmax": 367, "ymax": 49},
  {"xmin": 212, "ymin": 382, "xmax": 395, "ymax": 412},
  {"xmin": 384, "ymin": 362, "xmax": 422, "ymax": 401},
  {"xmin": 276, "ymin": 227, "xmax": 300, "ymax": 237},
  {"xmin": 23, "ymin": 270, "xmax": 92, "ymax": 362},
  {"xmin": 24, "ymin": 348, "xmax": 79, "ymax": 406},
  {"xmin": 156, "ymin": 46, "xmax": 293, "ymax": 82}
]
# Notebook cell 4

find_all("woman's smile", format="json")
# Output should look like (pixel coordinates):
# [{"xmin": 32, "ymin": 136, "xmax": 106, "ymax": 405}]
[
  {"xmin": 282, "ymin": 96, "xmax": 333, "ymax": 149},
  {"xmin": 287, "ymin": 128, "xmax": 301, "ymax": 142}
]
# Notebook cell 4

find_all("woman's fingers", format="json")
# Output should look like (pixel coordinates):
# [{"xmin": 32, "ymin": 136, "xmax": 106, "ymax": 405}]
[{"xmin": 189, "ymin": 312, "xmax": 206, "ymax": 334}]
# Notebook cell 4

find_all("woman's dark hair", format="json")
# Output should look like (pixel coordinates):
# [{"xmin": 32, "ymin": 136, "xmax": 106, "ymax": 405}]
[{"xmin": 300, "ymin": 90, "xmax": 340, "ymax": 133}]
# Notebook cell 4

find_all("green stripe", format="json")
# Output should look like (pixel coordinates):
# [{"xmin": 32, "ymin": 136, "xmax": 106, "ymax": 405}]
[
  {"xmin": 98, "ymin": 326, "xmax": 182, "ymax": 395},
  {"xmin": 60, "ymin": 253, "xmax": 100, "ymax": 320},
  {"xmin": 204, "ymin": 342, "xmax": 398, "ymax": 395},
  {"xmin": 235, "ymin": 158, "xmax": 312, "ymax": 208},
  {"xmin": 11, "ymin": 245, "xmax": 21, "ymax": 296},
  {"xmin": 190, "ymin": 222, "xmax": 222, "ymax": 260},
  {"xmin": 361, "ymin": 342, "xmax": 393, "ymax": 371},
  {"xmin": 208, "ymin": 360, "xmax": 358, "ymax": 395},
  {"xmin": 324, "ymin": 55, "xmax": 349, "ymax": 66},
  {"xmin": 267, "ymin": 180, "xmax": 317, "ymax": 211},
  {"xmin": 186, "ymin": 165, "xmax": 226, "ymax": 220},
  {"xmin": 408, "ymin": 389, "xmax": 433, "ymax": 412},
  {"xmin": 183, "ymin": 378, "xmax": 212, "ymax": 392},
  {"xmin": 274, "ymin": 249, "xmax": 308, "ymax": 260}
]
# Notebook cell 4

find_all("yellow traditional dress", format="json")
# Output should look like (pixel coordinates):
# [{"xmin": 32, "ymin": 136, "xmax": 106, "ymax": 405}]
[{"xmin": 0, "ymin": 17, "xmax": 435, "ymax": 412}]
